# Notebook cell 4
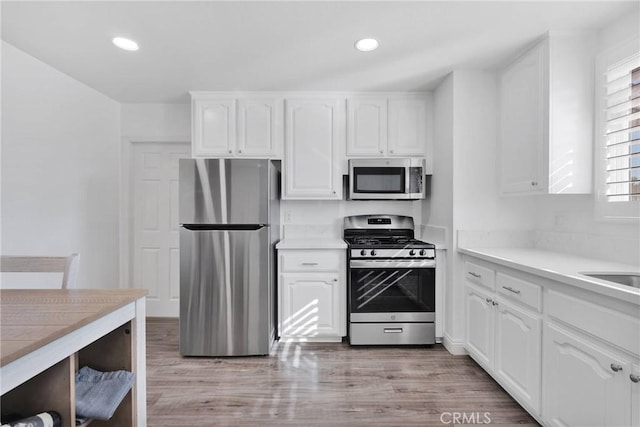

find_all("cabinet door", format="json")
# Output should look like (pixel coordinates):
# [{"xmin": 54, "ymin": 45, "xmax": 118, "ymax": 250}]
[
  {"xmin": 633, "ymin": 364, "xmax": 640, "ymax": 427},
  {"xmin": 544, "ymin": 322, "xmax": 631, "ymax": 427},
  {"xmin": 499, "ymin": 44, "xmax": 545, "ymax": 194},
  {"xmin": 280, "ymin": 273, "xmax": 341, "ymax": 338},
  {"xmin": 494, "ymin": 298, "xmax": 541, "ymax": 415},
  {"xmin": 237, "ymin": 98, "xmax": 282, "ymax": 158},
  {"xmin": 465, "ymin": 285, "xmax": 494, "ymax": 371},
  {"xmin": 387, "ymin": 98, "xmax": 427, "ymax": 156},
  {"xmin": 284, "ymin": 98, "xmax": 342, "ymax": 199},
  {"xmin": 346, "ymin": 97, "xmax": 387, "ymax": 156},
  {"xmin": 192, "ymin": 98, "xmax": 236, "ymax": 157}
]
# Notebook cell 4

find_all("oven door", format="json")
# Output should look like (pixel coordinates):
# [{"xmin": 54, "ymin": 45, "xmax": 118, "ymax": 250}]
[{"xmin": 349, "ymin": 260, "xmax": 435, "ymax": 322}]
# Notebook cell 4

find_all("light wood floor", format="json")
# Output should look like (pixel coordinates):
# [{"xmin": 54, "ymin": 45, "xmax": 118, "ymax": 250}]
[{"xmin": 146, "ymin": 318, "xmax": 538, "ymax": 426}]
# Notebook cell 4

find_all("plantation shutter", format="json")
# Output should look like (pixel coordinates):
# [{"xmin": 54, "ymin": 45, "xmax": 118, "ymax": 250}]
[{"xmin": 605, "ymin": 53, "xmax": 640, "ymax": 201}]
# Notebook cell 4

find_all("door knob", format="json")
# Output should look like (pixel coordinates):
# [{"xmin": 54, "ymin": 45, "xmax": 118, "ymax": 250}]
[
  {"xmin": 610, "ymin": 364, "xmax": 623, "ymax": 372},
  {"xmin": 631, "ymin": 374, "xmax": 640, "ymax": 383}
]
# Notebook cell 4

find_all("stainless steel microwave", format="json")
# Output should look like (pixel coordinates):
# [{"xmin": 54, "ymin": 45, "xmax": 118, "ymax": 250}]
[{"xmin": 349, "ymin": 158, "xmax": 425, "ymax": 200}]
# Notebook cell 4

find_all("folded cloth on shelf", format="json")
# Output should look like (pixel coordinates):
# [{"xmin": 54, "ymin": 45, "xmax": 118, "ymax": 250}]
[{"xmin": 75, "ymin": 366, "xmax": 134, "ymax": 421}]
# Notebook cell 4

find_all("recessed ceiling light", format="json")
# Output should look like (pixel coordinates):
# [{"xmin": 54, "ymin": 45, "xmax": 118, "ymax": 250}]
[
  {"xmin": 355, "ymin": 38, "xmax": 379, "ymax": 52},
  {"xmin": 112, "ymin": 37, "xmax": 139, "ymax": 51}
]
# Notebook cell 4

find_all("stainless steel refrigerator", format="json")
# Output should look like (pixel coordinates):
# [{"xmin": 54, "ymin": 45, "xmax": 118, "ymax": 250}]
[{"xmin": 179, "ymin": 159, "xmax": 280, "ymax": 356}]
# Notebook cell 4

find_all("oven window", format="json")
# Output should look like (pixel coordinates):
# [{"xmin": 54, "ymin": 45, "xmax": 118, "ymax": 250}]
[
  {"xmin": 353, "ymin": 167, "xmax": 405, "ymax": 193},
  {"xmin": 350, "ymin": 268, "xmax": 435, "ymax": 313}
]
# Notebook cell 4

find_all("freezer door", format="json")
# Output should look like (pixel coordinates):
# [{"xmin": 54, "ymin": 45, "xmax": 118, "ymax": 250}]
[
  {"xmin": 180, "ymin": 226, "xmax": 272, "ymax": 356},
  {"xmin": 179, "ymin": 159, "xmax": 271, "ymax": 225}
]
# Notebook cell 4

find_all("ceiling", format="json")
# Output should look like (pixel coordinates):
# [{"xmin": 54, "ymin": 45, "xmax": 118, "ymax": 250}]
[{"xmin": 1, "ymin": 1, "xmax": 636, "ymax": 104}]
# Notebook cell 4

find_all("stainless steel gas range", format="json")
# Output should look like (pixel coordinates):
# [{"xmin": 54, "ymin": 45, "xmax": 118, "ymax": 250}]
[{"xmin": 343, "ymin": 215, "xmax": 436, "ymax": 345}]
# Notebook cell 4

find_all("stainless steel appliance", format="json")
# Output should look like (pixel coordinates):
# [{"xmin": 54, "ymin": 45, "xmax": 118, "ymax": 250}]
[
  {"xmin": 179, "ymin": 159, "xmax": 280, "ymax": 356},
  {"xmin": 349, "ymin": 158, "xmax": 425, "ymax": 200},
  {"xmin": 344, "ymin": 215, "xmax": 435, "ymax": 345}
]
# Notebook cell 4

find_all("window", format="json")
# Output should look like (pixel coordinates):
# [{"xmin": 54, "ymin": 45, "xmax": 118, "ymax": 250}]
[
  {"xmin": 605, "ymin": 55, "xmax": 640, "ymax": 201},
  {"xmin": 595, "ymin": 36, "xmax": 640, "ymax": 220}
]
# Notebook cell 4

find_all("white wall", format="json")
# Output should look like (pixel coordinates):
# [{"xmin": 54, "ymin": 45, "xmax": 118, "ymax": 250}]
[
  {"xmin": 282, "ymin": 199, "xmax": 422, "ymax": 239},
  {"xmin": 121, "ymin": 103, "xmax": 190, "ymax": 142},
  {"xmin": 1, "ymin": 41, "xmax": 121, "ymax": 289}
]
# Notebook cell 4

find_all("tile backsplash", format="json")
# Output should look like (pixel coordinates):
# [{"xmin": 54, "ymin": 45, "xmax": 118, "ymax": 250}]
[{"xmin": 457, "ymin": 229, "xmax": 639, "ymax": 267}]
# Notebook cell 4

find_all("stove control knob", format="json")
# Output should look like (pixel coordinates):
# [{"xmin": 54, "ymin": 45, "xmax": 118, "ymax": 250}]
[
  {"xmin": 370, "ymin": 249, "xmax": 377, "ymax": 256},
  {"xmin": 419, "ymin": 249, "xmax": 426, "ymax": 256},
  {"xmin": 409, "ymin": 250, "xmax": 416, "ymax": 256},
  {"xmin": 360, "ymin": 249, "xmax": 367, "ymax": 256}
]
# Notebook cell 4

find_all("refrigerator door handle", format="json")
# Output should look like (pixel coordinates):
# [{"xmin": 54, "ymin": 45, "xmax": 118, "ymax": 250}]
[{"xmin": 182, "ymin": 224, "xmax": 267, "ymax": 231}]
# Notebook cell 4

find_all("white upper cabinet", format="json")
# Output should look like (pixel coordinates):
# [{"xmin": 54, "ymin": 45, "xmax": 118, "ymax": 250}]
[
  {"xmin": 499, "ymin": 44, "xmax": 545, "ymax": 194},
  {"xmin": 191, "ymin": 93, "xmax": 282, "ymax": 158},
  {"xmin": 284, "ymin": 97, "xmax": 343, "ymax": 200},
  {"xmin": 192, "ymin": 96, "xmax": 236, "ymax": 157},
  {"xmin": 499, "ymin": 31, "xmax": 595, "ymax": 195},
  {"xmin": 388, "ymin": 97, "xmax": 429, "ymax": 156},
  {"xmin": 346, "ymin": 97, "xmax": 387, "ymax": 156},
  {"xmin": 347, "ymin": 95, "xmax": 430, "ymax": 159},
  {"xmin": 237, "ymin": 98, "xmax": 282, "ymax": 157}
]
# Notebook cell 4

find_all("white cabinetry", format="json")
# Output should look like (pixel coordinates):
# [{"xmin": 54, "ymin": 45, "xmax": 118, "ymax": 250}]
[
  {"xmin": 191, "ymin": 93, "xmax": 282, "ymax": 158},
  {"xmin": 463, "ymin": 252, "xmax": 640, "ymax": 426},
  {"xmin": 544, "ymin": 288, "xmax": 640, "ymax": 427},
  {"xmin": 464, "ymin": 261, "xmax": 542, "ymax": 416},
  {"xmin": 346, "ymin": 95, "xmax": 430, "ymax": 159},
  {"xmin": 387, "ymin": 97, "xmax": 429, "ymax": 156},
  {"xmin": 284, "ymin": 97, "xmax": 343, "ymax": 199},
  {"xmin": 499, "ymin": 31, "xmax": 594, "ymax": 194},
  {"xmin": 346, "ymin": 97, "xmax": 387, "ymax": 156},
  {"xmin": 278, "ymin": 248, "xmax": 346, "ymax": 341},
  {"xmin": 465, "ymin": 284, "xmax": 494, "ymax": 369},
  {"xmin": 544, "ymin": 322, "xmax": 634, "ymax": 427}
]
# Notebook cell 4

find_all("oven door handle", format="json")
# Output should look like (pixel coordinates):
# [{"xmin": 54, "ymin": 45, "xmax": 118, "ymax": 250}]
[{"xmin": 350, "ymin": 260, "xmax": 436, "ymax": 269}]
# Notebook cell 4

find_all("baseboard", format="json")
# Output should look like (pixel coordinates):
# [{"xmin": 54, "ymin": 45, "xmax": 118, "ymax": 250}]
[{"xmin": 442, "ymin": 333, "xmax": 468, "ymax": 355}]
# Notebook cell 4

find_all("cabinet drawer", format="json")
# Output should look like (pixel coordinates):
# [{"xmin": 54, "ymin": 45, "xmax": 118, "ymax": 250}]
[
  {"xmin": 547, "ymin": 289, "xmax": 640, "ymax": 356},
  {"xmin": 464, "ymin": 261, "xmax": 495, "ymax": 290},
  {"xmin": 350, "ymin": 322, "xmax": 435, "ymax": 345},
  {"xmin": 496, "ymin": 272, "xmax": 542, "ymax": 312},
  {"xmin": 280, "ymin": 250, "xmax": 342, "ymax": 272}
]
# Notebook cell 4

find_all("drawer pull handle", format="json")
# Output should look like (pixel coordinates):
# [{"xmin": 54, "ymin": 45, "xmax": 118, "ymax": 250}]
[
  {"xmin": 384, "ymin": 328, "xmax": 403, "ymax": 334},
  {"xmin": 301, "ymin": 262, "xmax": 319, "ymax": 266},
  {"xmin": 502, "ymin": 286, "xmax": 521, "ymax": 295},
  {"xmin": 611, "ymin": 364, "xmax": 623, "ymax": 372},
  {"xmin": 631, "ymin": 374, "xmax": 640, "ymax": 383},
  {"xmin": 492, "ymin": 300, "xmax": 498, "ymax": 306},
  {"xmin": 468, "ymin": 272, "xmax": 482, "ymax": 279},
  {"xmin": 485, "ymin": 298, "xmax": 492, "ymax": 304}
]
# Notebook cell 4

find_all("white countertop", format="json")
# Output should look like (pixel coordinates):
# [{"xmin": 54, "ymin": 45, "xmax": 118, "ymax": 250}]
[
  {"xmin": 276, "ymin": 238, "xmax": 348, "ymax": 250},
  {"xmin": 458, "ymin": 247, "xmax": 640, "ymax": 305}
]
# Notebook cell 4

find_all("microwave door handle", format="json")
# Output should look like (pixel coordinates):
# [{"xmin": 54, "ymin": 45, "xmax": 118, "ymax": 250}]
[{"xmin": 405, "ymin": 166, "xmax": 410, "ymax": 195}]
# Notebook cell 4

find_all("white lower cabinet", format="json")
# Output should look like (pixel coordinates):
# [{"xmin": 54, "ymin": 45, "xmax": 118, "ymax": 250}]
[
  {"xmin": 494, "ymin": 298, "xmax": 541, "ymax": 414},
  {"xmin": 465, "ymin": 285, "xmax": 494, "ymax": 370},
  {"xmin": 464, "ymin": 254, "xmax": 640, "ymax": 426},
  {"xmin": 465, "ymin": 282, "xmax": 542, "ymax": 416},
  {"xmin": 278, "ymin": 248, "xmax": 346, "ymax": 342},
  {"xmin": 544, "ymin": 322, "xmax": 633, "ymax": 427},
  {"xmin": 280, "ymin": 273, "xmax": 341, "ymax": 339}
]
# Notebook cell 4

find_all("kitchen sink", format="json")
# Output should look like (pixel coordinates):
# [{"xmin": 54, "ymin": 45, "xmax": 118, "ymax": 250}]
[{"xmin": 580, "ymin": 272, "xmax": 640, "ymax": 289}]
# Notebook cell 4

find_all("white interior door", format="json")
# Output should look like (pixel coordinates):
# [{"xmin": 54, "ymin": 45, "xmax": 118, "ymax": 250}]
[{"xmin": 131, "ymin": 142, "xmax": 190, "ymax": 317}]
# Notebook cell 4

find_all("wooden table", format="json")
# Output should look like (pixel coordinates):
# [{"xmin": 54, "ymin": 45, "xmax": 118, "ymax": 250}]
[{"xmin": 0, "ymin": 289, "xmax": 147, "ymax": 427}]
